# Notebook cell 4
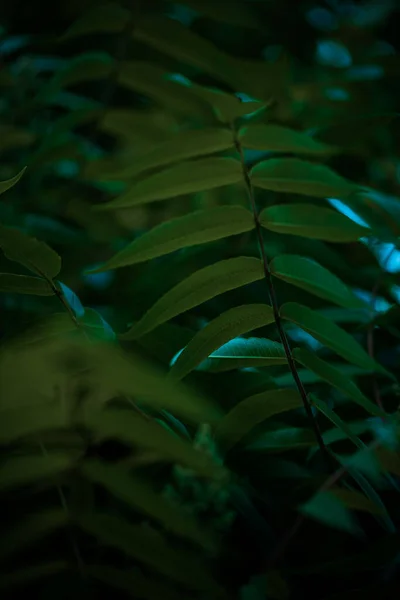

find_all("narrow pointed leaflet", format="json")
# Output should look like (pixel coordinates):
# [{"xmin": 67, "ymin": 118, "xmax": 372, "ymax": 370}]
[
  {"xmin": 121, "ymin": 257, "xmax": 264, "ymax": 339},
  {"xmin": 169, "ymin": 304, "xmax": 275, "ymax": 380}
]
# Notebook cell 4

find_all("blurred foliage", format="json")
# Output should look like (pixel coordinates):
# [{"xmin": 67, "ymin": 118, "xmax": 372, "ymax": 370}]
[{"xmin": 1, "ymin": 0, "xmax": 400, "ymax": 599}]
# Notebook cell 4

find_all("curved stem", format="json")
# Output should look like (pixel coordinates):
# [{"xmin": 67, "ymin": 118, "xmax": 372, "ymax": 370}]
[{"xmin": 232, "ymin": 126, "xmax": 331, "ymax": 468}]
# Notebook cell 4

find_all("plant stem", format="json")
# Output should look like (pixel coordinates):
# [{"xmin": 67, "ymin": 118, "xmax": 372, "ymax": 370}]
[{"xmin": 232, "ymin": 126, "xmax": 331, "ymax": 467}]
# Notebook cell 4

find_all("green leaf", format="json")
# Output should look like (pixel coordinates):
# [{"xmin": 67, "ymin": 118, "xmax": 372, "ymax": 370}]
[
  {"xmin": 133, "ymin": 15, "xmax": 235, "ymax": 86},
  {"xmin": 0, "ymin": 509, "xmax": 67, "ymax": 560},
  {"xmin": 60, "ymin": 3, "xmax": 130, "ymax": 39},
  {"xmin": 0, "ymin": 273, "xmax": 54, "ymax": 295},
  {"xmin": 251, "ymin": 158, "xmax": 356, "ymax": 198},
  {"xmin": 95, "ymin": 157, "xmax": 243, "ymax": 210},
  {"xmin": 81, "ymin": 460, "xmax": 216, "ymax": 551},
  {"xmin": 295, "ymin": 350, "xmax": 385, "ymax": 417},
  {"xmin": 88, "ymin": 206, "xmax": 254, "ymax": 272},
  {"xmin": 0, "ymin": 166, "xmax": 26, "ymax": 195},
  {"xmin": 86, "ymin": 566, "xmax": 187, "ymax": 600},
  {"xmin": 281, "ymin": 303, "xmax": 387, "ymax": 375},
  {"xmin": 246, "ymin": 427, "xmax": 316, "ymax": 452},
  {"xmin": 182, "ymin": 0, "xmax": 259, "ymax": 29},
  {"xmin": 270, "ymin": 254, "xmax": 365, "ymax": 309},
  {"xmin": 119, "ymin": 62, "xmax": 213, "ymax": 119},
  {"xmin": 239, "ymin": 125, "xmax": 334, "ymax": 155},
  {"xmin": 170, "ymin": 304, "xmax": 275, "ymax": 380},
  {"xmin": 0, "ymin": 562, "xmax": 69, "ymax": 590},
  {"xmin": 86, "ymin": 408, "xmax": 225, "ymax": 479},
  {"xmin": 0, "ymin": 225, "xmax": 61, "ymax": 279},
  {"xmin": 0, "ymin": 454, "xmax": 75, "ymax": 491},
  {"xmin": 308, "ymin": 394, "xmax": 365, "ymax": 448},
  {"xmin": 260, "ymin": 203, "xmax": 369, "ymax": 242},
  {"xmin": 114, "ymin": 128, "xmax": 234, "ymax": 178},
  {"xmin": 122, "ymin": 257, "xmax": 264, "ymax": 339},
  {"xmin": 84, "ymin": 343, "xmax": 221, "ymax": 424},
  {"xmin": 77, "ymin": 513, "xmax": 223, "ymax": 593},
  {"xmin": 0, "ymin": 404, "xmax": 69, "ymax": 444},
  {"xmin": 300, "ymin": 490, "xmax": 361, "ymax": 534},
  {"xmin": 191, "ymin": 85, "xmax": 265, "ymax": 124},
  {"xmin": 215, "ymin": 389, "xmax": 303, "ymax": 452},
  {"xmin": 197, "ymin": 336, "xmax": 286, "ymax": 373}
]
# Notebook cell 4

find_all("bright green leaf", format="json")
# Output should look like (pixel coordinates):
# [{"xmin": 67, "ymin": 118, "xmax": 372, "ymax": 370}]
[
  {"xmin": 251, "ymin": 158, "xmax": 357, "ymax": 198},
  {"xmin": 0, "ymin": 274, "xmax": 54, "ymax": 295},
  {"xmin": 296, "ymin": 351, "xmax": 385, "ymax": 417},
  {"xmin": 95, "ymin": 157, "xmax": 243, "ymax": 210},
  {"xmin": 270, "ymin": 254, "xmax": 365, "ymax": 309},
  {"xmin": 0, "ymin": 166, "xmax": 26, "ymax": 195},
  {"xmin": 122, "ymin": 257, "xmax": 264, "ymax": 339},
  {"xmin": 81, "ymin": 460, "xmax": 216, "ymax": 551},
  {"xmin": 281, "ymin": 303, "xmax": 388, "ymax": 376},
  {"xmin": 88, "ymin": 206, "xmax": 254, "ymax": 272},
  {"xmin": 260, "ymin": 203, "xmax": 369, "ymax": 242},
  {"xmin": 197, "ymin": 336, "xmax": 286, "ymax": 373},
  {"xmin": 239, "ymin": 124, "xmax": 334, "ymax": 155},
  {"xmin": 170, "ymin": 304, "xmax": 275, "ymax": 380},
  {"xmin": 0, "ymin": 225, "xmax": 61, "ymax": 279},
  {"xmin": 215, "ymin": 389, "xmax": 303, "ymax": 452}
]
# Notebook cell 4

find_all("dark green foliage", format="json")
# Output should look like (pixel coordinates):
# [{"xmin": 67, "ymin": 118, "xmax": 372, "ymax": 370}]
[{"xmin": 1, "ymin": 1, "xmax": 400, "ymax": 599}]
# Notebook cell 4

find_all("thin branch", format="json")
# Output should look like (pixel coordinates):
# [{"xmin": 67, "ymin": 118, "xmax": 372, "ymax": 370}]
[{"xmin": 232, "ymin": 126, "xmax": 331, "ymax": 468}]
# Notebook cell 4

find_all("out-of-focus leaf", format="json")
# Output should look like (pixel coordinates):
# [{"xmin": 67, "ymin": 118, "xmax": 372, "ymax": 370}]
[
  {"xmin": 0, "ymin": 562, "xmax": 69, "ymax": 590},
  {"xmin": 251, "ymin": 158, "xmax": 357, "ymax": 198},
  {"xmin": 81, "ymin": 460, "xmax": 216, "ymax": 551},
  {"xmin": 270, "ymin": 254, "xmax": 365, "ymax": 309},
  {"xmin": 122, "ymin": 257, "xmax": 264, "ymax": 339},
  {"xmin": 215, "ymin": 389, "xmax": 302, "ymax": 452},
  {"xmin": 85, "ymin": 343, "xmax": 222, "ymax": 424},
  {"xmin": 246, "ymin": 428, "xmax": 316, "ymax": 452},
  {"xmin": 0, "ymin": 454, "xmax": 75, "ymax": 491},
  {"xmin": 133, "ymin": 14, "xmax": 235, "ymax": 85},
  {"xmin": 197, "ymin": 336, "xmax": 286, "ymax": 373},
  {"xmin": 260, "ymin": 204, "xmax": 369, "ymax": 242},
  {"xmin": 119, "ymin": 61, "xmax": 213, "ymax": 119},
  {"xmin": 170, "ymin": 304, "xmax": 275, "ymax": 380},
  {"xmin": 239, "ymin": 124, "xmax": 334, "ymax": 155},
  {"xmin": 300, "ymin": 490, "xmax": 361, "ymax": 534},
  {"xmin": 0, "ymin": 274, "xmax": 54, "ymax": 295},
  {"xmin": 86, "ymin": 566, "xmax": 186, "ymax": 600},
  {"xmin": 95, "ymin": 157, "xmax": 243, "ymax": 210},
  {"xmin": 88, "ymin": 206, "xmax": 254, "ymax": 271},
  {"xmin": 181, "ymin": 0, "xmax": 259, "ymax": 29},
  {"xmin": 60, "ymin": 3, "xmax": 130, "ymax": 39},
  {"xmin": 77, "ymin": 513, "xmax": 223, "ymax": 593},
  {"xmin": 0, "ymin": 167, "xmax": 26, "ymax": 195},
  {"xmin": 0, "ymin": 224, "xmax": 61, "ymax": 279},
  {"xmin": 0, "ymin": 509, "xmax": 67, "ymax": 560},
  {"xmin": 296, "ymin": 352, "xmax": 385, "ymax": 417},
  {"xmin": 281, "ymin": 303, "xmax": 390, "ymax": 376},
  {"xmin": 85, "ymin": 408, "xmax": 225, "ymax": 479}
]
